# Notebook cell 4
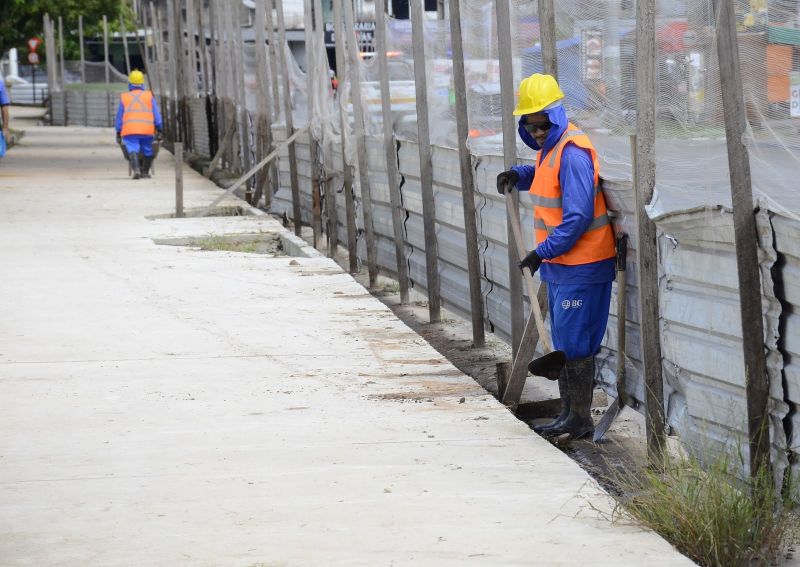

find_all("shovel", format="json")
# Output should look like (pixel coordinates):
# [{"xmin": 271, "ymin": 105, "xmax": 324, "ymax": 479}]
[
  {"xmin": 593, "ymin": 232, "xmax": 629, "ymax": 442},
  {"xmin": 503, "ymin": 189, "xmax": 566, "ymax": 382}
]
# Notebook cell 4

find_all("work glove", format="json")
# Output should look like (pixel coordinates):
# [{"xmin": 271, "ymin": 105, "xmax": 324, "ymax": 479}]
[
  {"xmin": 518, "ymin": 249, "xmax": 542, "ymax": 275},
  {"xmin": 116, "ymin": 132, "xmax": 121, "ymax": 144},
  {"xmin": 155, "ymin": 129, "xmax": 163, "ymax": 142},
  {"xmin": 496, "ymin": 169, "xmax": 519, "ymax": 195}
]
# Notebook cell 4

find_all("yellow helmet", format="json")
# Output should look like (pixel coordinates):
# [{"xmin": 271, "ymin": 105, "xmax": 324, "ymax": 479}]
[
  {"xmin": 513, "ymin": 73, "xmax": 564, "ymax": 116},
  {"xmin": 128, "ymin": 70, "xmax": 145, "ymax": 85}
]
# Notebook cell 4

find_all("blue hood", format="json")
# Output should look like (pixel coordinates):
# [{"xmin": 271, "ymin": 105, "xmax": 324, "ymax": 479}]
[
  {"xmin": 517, "ymin": 103, "xmax": 569, "ymax": 153},
  {"xmin": 128, "ymin": 84, "xmax": 144, "ymax": 91}
]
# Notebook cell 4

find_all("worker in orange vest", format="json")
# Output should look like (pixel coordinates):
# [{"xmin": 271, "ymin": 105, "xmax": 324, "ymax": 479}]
[
  {"xmin": 115, "ymin": 70, "xmax": 163, "ymax": 179},
  {"xmin": 496, "ymin": 74, "xmax": 616, "ymax": 440}
]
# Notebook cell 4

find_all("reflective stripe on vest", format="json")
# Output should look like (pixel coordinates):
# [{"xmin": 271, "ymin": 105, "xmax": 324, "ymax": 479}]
[
  {"xmin": 528, "ymin": 123, "xmax": 616, "ymax": 266},
  {"xmin": 121, "ymin": 90, "xmax": 156, "ymax": 137}
]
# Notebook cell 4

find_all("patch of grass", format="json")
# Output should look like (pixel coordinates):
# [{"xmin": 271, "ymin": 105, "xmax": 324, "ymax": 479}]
[
  {"xmin": 611, "ymin": 448, "xmax": 796, "ymax": 567},
  {"xmin": 196, "ymin": 234, "xmax": 259, "ymax": 254}
]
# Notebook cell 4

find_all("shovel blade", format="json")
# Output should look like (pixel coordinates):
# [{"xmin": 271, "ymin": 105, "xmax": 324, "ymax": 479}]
[
  {"xmin": 527, "ymin": 350, "xmax": 567, "ymax": 381},
  {"xmin": 593, "ymin": 399, "xmax": 623, "ymax": 443}
]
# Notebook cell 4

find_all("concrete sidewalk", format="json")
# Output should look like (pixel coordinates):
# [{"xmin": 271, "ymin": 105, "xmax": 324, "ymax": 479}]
[{"xmin": 0, "ymin": 124, "xmax": 692, "ymax": 566}]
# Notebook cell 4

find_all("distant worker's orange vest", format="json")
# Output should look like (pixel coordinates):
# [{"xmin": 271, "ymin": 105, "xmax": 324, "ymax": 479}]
[
  {"xmin": 529, "ymin": 123, "xmax": 615, "ymax": 266},
  {"xmin": 120, "ymin": 90, "xmax": 155, "ymax": 137}
]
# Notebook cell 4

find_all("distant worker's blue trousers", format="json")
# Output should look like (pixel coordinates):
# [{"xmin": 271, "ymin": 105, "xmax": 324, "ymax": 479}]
[
  {"xmin": 123, "ymin": 135, "xmax": 154, "ymax": 157},
  {"xmin": 548, "ymin": 281, "xmax": 613, "ymax": 360}
]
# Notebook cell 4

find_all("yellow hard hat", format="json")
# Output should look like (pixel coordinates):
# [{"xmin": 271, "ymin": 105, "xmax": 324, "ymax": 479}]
[
  {"xmin": 128, "ymin": 70, "xmax": 145, "ymax": 85},
  {"xmin": 513, "ymin": 73, "xmax": 564, "ymax": 116}
]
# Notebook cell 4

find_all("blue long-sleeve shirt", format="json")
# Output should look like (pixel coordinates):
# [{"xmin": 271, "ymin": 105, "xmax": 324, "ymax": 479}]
[
  {"xmin": 115, "ymin": 85, "xmax": 163, "ymax": 134},
  {"xmin": 512, "ymin": 120, "xmax": 615, "ymax": 284}
]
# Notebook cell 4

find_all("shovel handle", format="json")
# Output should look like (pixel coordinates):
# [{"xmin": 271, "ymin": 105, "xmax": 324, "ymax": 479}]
[
  {"xmin": 615, "ymin": 232, "xmax": 628, "ymax": 407},
  {"xmin": 503, "ymin": 188, "xmax": 553, "ymax": 353}
]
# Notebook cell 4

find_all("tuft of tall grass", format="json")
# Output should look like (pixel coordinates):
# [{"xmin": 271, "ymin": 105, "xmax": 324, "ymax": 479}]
[{"xmin": 611, "ymin": 449, "xmax": 796, "ymax": 567}]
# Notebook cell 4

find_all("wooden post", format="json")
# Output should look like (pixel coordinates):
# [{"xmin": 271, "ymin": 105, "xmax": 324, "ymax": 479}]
[
  {"xmin": 79, "ymin": 16, "xmax": 88, "ymax": 127},
  {"xmin": 253, "ymin": 0, "xmax": 273, "ymax": 208},
  {"xmin": 196, "ymin": 0, "xmax": 210, "ymax": 95},
  {"xmin": 332, "ymin": 0, "xmax": 359, "ymax": 273},
  {"xmin": 313, "ymin": 0, "xmax": 335, "ymax": 254},
  {"xmin": 175, "ymin": 142, "xmax": 184, "ymax": 218},
  {"xmin": 43, "ymin": 15, "xmax": 55, "ymax": 121},
  {"xmin": 409, "ymin": 0, "xmax": 442, "ymax": 323},
  {"xmin": 167, "ymin": 0, "xmax": 180, "ymax": 141},
  {"xmin": 537, "ymin": 0, "xmax": 557, "ymax": 77},
  {"xmin": 343, "ymin": 0, "xmax": 379, "ymax": 286},
  {"xmin": 232, "ymin": 3, "xmax": 253, "ymax": 198},
  {"xmin": 275, "ymin": 0, "xmax": 303, "ymax": 236},
  {"xmin": 58, "ymin": 16, "xmax": 67, "ymax": 126},
  {"xmin": 496, "ymin": 0, "xmax": 523, "ymax": 356},
  {"xmin": 713, "ymin": 0, "xmax": 770, "ymax": 476},
  {"xmin": 448, "ymin": 0, "xmax": 485, "ymax": 346},
  {"xmin": 375, "ymin": 0, "xmax": 409, "ymax": 303},
  {"xmin": 264, "ymin": 0, "xmax": 283, "ymax": 201},
  {"xmin": 210, "ymin": 0, "xmax": 222, "ymax": 157},
  {"xmin": 304, "ymin": 0, "xmax": 323, "ymax": 247},
  {"xmin": 103, "ymin": 15, "xmax": 112, "ymax": 127},
  {"xmin": 102, "ymin": 15, "xmax": 110, "ymax": 82},
  {"xmin": 635, "ymin": 0, "xmax": 666, "ymax": 464},
  {"xmin": 185, "ymin": 0, "xmax": 199, "ymax": 96},
  {"xmin": 121, "ymin": 14, "xmax": 132, "ymax": 75},
  {"xmin": 152, "ymin": 2, "xmax": 170, "ymax": 142},
  {"xmin": 183, "ymin": 0, "xmax": 198, "ymax": 152}
]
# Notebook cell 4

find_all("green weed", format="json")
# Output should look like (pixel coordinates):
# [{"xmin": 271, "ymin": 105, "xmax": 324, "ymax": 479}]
[{"xmin": 610, "ymin": 448, "xmax": 796, "ymax": 567}]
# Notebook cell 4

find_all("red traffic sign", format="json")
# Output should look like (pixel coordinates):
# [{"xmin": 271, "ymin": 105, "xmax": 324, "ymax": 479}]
[
  {"xmin": 27, "ymin": 52, "xmax": 40, "ymax": 65},
  {"xmin": 27, "ymin": 38, "xmax": 42, "ymax": 52}
]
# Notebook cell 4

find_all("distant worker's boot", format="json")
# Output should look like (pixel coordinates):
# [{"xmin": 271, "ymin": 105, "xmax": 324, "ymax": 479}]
[
  {"xmin": 130, "ymin": 152, "xmax": 142, "ymax": 180},
  {"xmin": 533, "ymin": 369, "xmax": 570, "ymax": 436},
  {"xmin": 141, "ymin": 155, "xmax": 152, "ymax": 178},
  {"xmin": 546, "ymin": 356, "xmax": 595, "ymax": 440}
]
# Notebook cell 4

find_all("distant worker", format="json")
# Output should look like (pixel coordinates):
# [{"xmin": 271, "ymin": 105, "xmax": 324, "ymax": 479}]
[
  {"xmin": 330, "ymin": 70, "xmax": 339, "ymax": 93},
  {"xmin": 0, "ymin": 74, "xmax": 11, "ymax": 154},
  {"xmin": 115, "ymin": 70, "xmax": 163, "ymax": 179},
  {"xmin": 496, "ymin": 73, "xmax": 616, "ymax": 440}
]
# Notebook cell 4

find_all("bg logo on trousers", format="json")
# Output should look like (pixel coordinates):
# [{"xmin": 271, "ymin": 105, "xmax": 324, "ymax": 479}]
[{"xmin": 561, "ymin": 299, "xmax": 584, "ymax": 309}]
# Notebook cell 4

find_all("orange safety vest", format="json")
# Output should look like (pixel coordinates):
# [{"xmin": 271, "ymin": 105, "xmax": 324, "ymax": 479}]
[
  {"xmin": 528, "ymin": 123, "xmax": 615, "ymax": 266},
  {"xmin": 120, "ymin": 90, "xmax": 156, "ymax": 137}
]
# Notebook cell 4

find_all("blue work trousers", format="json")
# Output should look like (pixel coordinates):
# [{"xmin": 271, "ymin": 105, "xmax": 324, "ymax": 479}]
[
  {"xmin": 548, "ymin": 281, "xmax": 613, "ymax": 360},
  {"xmin": 123, "ymin": 135, "xmax": 154, "ymax": 157}
]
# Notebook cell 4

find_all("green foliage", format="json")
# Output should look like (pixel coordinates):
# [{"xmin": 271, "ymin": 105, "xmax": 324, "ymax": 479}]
[
  {"xmin": 0, "ymin": 0, "xmax": 136, "ymax": 62},
  {"xmin": 612, "ymin": 449, "xmax": 796, "ymax": 567}
]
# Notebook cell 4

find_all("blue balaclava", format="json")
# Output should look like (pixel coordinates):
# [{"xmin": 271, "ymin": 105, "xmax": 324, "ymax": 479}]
[{"xmin": 517, "ymin": 102, "xmax": 569, "ymax": 154}]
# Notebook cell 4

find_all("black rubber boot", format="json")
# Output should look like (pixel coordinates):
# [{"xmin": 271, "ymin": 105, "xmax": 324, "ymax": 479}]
[
  {"xmin": 130, "ymin": 152, "xmax": 142, "ymax": 179},
  {"xmin": 141, "ymin": 155, "xmax": 152, "ymax": 178},
  {"xmin": 533, "ymin": 369, "xmax": 570, "ymax": 435},
  {"xmin": 546, "ymin": 356, "xmax": 595, "ymax": 440}
]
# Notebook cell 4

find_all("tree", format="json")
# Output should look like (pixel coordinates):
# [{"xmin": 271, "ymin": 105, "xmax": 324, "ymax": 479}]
[{"xmin": 0, "ymin": 0, "xmax": 136, "ymax": 62}]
